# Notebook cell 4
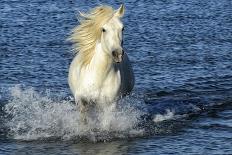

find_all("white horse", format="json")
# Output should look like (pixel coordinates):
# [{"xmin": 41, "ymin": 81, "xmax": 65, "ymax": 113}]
[{"xmin": 68, "ymin": 5, "xmax": 134, "ymax": 122}]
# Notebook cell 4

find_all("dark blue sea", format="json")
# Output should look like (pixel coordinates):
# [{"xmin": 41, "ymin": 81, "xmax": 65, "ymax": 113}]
[{"xmin": 1, "ymin": 0, "xmax": 232, "ymax": 154}]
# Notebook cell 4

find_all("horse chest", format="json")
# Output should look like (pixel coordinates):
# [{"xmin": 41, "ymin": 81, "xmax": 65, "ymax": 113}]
[
  {"xmin": 83, "ymin": 68, "xmax": 121, "ymax": 102},
  {"xmin": 100, "ymin": 69, "xmax": 121, "ymax": 98}
]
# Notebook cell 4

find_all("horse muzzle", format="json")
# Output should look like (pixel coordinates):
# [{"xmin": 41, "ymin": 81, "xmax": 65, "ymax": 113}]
[{"xmin": 112, "ymin": 50, "xmax": 124, "ymax": 63}]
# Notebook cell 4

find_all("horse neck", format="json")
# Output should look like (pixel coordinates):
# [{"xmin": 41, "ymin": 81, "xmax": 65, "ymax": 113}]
[{"xmin": 89, "ymin": 42, "xmax": 114, "ymax": 76}]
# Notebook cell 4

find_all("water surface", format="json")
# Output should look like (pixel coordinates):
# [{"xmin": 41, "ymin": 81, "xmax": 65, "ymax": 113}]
[{"xmin": 1, "ymin": 0, "xmax": 232, "ymax": 154}]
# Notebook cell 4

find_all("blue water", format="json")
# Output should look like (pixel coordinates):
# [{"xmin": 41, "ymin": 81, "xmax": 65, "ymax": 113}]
[{"xmin": 1, "ymin": 0, "xmax": 232, "ymax": 154}]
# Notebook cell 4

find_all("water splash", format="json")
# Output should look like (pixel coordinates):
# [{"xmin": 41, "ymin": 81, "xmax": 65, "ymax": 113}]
[
  {"xmin": 3, "ymin": 86, "xmax": 202, "ymax": 142},
  {"xmin": 153, "ymin": 109, "xmax": 175, "ymax": 123},
  {"xmin": 3, "ymin": 85, "xmax": 146, "ymax": 141}
]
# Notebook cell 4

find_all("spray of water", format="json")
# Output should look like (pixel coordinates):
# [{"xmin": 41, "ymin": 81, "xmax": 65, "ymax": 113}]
[
  {"xmin": 153, "ymin": 109, "xmax": 175, "ymax": 123},
  {"xmin": 4, "ymin": 85, "xmax": 147, "ymax": 141}
]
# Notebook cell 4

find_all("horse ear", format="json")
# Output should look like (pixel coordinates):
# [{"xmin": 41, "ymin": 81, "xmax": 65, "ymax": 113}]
[
  {"xmin": 115, "ymin": 4, "xmax": 125, "ymax": 18},
  {"xmin": 79, "ymin": 11, "xmax": 85, "ymax": 17}
]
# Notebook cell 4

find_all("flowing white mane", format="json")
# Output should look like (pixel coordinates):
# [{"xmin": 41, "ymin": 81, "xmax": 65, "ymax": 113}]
[{"xmin": 69, "ymin": 6, "xmax": 114, "ymax": 66}]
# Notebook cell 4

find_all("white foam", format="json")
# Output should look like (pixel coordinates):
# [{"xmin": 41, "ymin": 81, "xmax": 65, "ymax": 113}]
[
  {"xmin": 153, "ymin": 109, "xmax": 175, "ymax": 123},
  {"xmin": 4, "ymin": 85, "xmax": 145, "ymax": 141}
]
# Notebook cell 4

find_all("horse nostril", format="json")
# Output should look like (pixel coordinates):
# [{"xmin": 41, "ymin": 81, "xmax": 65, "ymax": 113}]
[
  {"xmin": 112, "ymin": 50, "xmax": 123, "ymax": 57},
  {"xmin": 112, "ymin": 50, "xmax": 117, "ymax": 57}
]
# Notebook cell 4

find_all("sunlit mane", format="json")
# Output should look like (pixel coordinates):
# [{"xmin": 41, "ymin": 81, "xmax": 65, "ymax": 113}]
[{"xmin": 69, "ymin": 6, "xmax": 114, "ymax": 66}]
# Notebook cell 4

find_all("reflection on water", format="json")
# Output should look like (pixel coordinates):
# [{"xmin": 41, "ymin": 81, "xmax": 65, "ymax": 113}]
[
  {"xmin": 8, "ymin": 140, "xmax": 130, "ymax": 155},
  {"xmin": 72, "ymin": 141, "xmax": 129, "ymax": 155}
]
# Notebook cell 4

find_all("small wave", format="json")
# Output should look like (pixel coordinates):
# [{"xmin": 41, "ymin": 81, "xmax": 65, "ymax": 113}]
[
  {"xmin": 3, "ymin": 85, "xmax": 146, "ymax": 142},
  {"xmin": 153, "ymin": 109, "xmax": 175, "ymax": 123}
]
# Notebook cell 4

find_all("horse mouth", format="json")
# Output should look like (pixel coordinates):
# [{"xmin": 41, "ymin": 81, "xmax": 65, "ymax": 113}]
[{"xmin": 114, "ymin": 55, "xmax": 123, "ymax": 63}]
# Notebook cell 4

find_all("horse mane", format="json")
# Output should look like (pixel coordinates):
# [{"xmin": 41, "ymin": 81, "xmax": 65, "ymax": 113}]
[{"xmin": 69, "ymin": 6, "xmax": 114, "ymax": 66}]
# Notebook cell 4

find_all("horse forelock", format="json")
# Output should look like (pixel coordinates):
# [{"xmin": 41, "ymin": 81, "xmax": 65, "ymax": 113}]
[{"xmin": 69, "ymin": 6, "xmax": 114, "ymax": 66}]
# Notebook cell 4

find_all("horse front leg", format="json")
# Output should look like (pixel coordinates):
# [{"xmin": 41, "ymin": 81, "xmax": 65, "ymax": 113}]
[{"xmin": 77, "ymin": 98, "xmax": 89, "ymax": 125}]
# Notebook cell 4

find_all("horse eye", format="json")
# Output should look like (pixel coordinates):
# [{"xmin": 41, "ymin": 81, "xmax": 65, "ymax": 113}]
[
  {"xmin": 102, "ymin": 28, "xmax": 106, "ymax": 32},
  {"xmin": 122, "ymin": 27, "xmax": 124, "ymax": 31}
]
